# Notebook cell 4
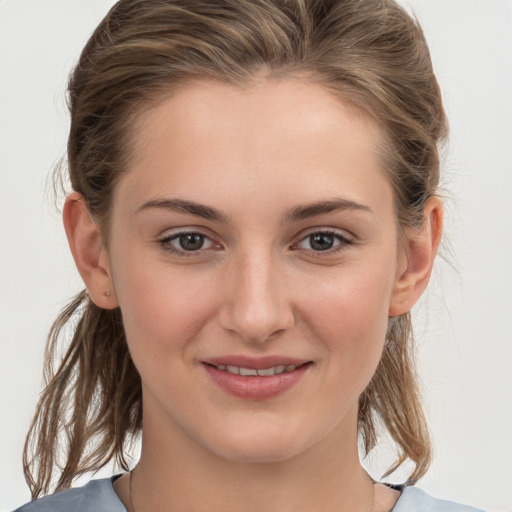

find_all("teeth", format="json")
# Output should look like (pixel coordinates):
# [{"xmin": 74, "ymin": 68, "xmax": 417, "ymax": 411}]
[
  {"xmin": 257, "ymin": 367, "xmax": 276, "ymax": 376},
  {"xmin": 218, "ymin": 364, "xmax": 297, "ymax": 376},
  {"xmin": 239, "ymin": 367, "xmax": 258, "ymax": 376}
]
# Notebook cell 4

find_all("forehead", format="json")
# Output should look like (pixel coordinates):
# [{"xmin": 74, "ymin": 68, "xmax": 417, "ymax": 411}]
[
  {"xmin": 130, "ymin": 77, "xmax": 381, "ymax": 164},
  {"xmin": 115, "ymin": 78, "xmax": 392, "ymax": 222}
]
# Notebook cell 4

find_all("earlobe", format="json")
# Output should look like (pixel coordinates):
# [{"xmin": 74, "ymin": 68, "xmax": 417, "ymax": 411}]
[
  {"xmin": 63, "ymin": 192, "xmax": 119, "ymax": 309},
  {"xmin": 389, "ymin": 197, "xmax": 443, "ymax": 317}
]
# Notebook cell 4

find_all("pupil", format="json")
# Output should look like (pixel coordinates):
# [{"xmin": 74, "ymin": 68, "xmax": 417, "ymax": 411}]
[
  {"xmin": 310, "ymin": 233, "xmax": 334, "ymax": 251},
  {"xmin": 180, "ymin": 234, "xmax": 204, "ymax": 251}
]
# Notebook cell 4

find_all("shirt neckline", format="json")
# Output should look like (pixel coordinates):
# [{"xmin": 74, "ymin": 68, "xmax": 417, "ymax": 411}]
[{"xmin": 105, "ymin": 475, "xmax": 411, "ymax": 512}]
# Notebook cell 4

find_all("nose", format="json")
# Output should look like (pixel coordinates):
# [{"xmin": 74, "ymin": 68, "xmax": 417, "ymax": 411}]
[{"xmin": 217, "ymin": 251, "xmax": 294, "ymax": 345}]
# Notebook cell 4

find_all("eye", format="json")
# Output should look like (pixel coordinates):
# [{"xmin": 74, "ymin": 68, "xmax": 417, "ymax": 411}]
[
  {"xmin": 159, "ymin": 231, "xmax": 217, "ymax": 255},
  {"xmin": 295, "ymin": 230, "xmax": 353, "ymax": 253}
]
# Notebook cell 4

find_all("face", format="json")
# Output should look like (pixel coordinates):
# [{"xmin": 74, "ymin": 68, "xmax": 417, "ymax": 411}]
[{"xmin": 105, "ymin": 78, "xmax": 408, "ymax": 464}]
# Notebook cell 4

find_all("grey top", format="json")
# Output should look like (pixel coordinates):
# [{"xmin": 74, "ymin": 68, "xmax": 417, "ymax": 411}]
[{"xmin": 14, "ymin": 477, "xmax": 485, "ymax": 512}]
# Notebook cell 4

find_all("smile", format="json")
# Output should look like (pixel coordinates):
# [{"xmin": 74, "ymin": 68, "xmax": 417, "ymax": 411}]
[
  {"xmin": 213, "ymin": 364, "xmax": 299, "ymax": 376},
  {"xmin": 202, "ymin": 359, "xmax": 312, "ymax": 400}
]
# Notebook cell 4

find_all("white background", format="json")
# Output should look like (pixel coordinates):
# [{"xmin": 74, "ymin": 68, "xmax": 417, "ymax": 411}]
[{"xmin": 1, "ymin": 1, "xmax": 511, "ymax": 511}]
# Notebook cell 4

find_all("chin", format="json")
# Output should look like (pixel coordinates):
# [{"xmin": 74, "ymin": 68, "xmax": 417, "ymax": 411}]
[
  {"xmin": 201, "ymin": 421, "xmax": 315, "ymax": 464},
  {"xmin": 215, "ymin": 441, "xmax": 304, "ymax": 465}
]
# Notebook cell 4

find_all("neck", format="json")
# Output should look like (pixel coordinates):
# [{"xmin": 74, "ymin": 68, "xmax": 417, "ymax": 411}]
[{"xmin": 128, "ymin": 404, "xmax": 376, "ymax": 512}]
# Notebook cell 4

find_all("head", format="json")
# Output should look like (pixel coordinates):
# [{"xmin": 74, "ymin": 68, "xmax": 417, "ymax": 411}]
[{"xmin": 24, "ymin": 0, "xmax": 447, "ymax": 498}]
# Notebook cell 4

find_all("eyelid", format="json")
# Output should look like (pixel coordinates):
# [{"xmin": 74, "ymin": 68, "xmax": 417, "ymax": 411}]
[
  {"xmin": 156, "ymin": 226, "xmax": 354, "ymax": 257},
  {"xmin": 292, "ymin": 228, "xmax": 355, "ymax": 254},
  {"xmin": 157, "ymin": 228, "xmax": 222, "ymax": 256}
]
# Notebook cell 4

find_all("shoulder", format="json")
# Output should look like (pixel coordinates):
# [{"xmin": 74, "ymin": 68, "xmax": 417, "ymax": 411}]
[
  {"xmin": 394, "ymin": 487, "xmax": 486, "ymax": 512},
  {"xmin": 13, "ymin": 477, "xmax": 126, "ymax": 512}
]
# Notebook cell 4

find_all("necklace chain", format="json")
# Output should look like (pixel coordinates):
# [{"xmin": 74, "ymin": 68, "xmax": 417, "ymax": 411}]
[{"xmin": 129, "ymin": 469, "xmax": 136, "ymax": 512}]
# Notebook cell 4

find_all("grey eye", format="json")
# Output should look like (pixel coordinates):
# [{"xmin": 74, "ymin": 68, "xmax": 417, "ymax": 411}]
[
  {"xmin": 308, "ymin": 233, "xmax": 335, "ymax": 251},
  {"xmin": 159, "ymin": 231, "xmax": 217, "ymax": 256},
  {"xmin": 295, "ymin": 230, "xmax": 353, "ymax": 253},
  {"xmin": 175, "ymin": 233, "xmax": 206, "ymax": 251}
]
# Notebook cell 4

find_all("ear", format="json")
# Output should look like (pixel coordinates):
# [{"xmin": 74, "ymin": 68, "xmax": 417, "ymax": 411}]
[
  {"xmin": 63, "ymin": 192, "xmax": 119, "ymax": 309},
  {"xmin": 389, "ymin": 196, "xmax": 443, "ymax": 316}
]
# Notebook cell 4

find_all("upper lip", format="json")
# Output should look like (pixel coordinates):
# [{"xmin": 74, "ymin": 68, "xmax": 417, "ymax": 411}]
[{"xmin": 203, "ymin": 355, "xmax": 311, "ymax": 370}]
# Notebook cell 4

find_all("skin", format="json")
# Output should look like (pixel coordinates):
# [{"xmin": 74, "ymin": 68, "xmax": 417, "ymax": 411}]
[{"xmin": 64, "ymin": 78, "xmax": 442, "ymax": 512}]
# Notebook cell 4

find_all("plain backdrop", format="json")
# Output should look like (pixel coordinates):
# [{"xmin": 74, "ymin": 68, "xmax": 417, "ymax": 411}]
[{"xmin": 1, "ymin": 1, "xmax": 511, "ymax": 511}]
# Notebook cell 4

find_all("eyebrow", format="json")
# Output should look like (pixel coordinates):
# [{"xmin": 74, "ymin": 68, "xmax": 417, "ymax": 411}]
[
  {"xmin": 137, "ymin": 198, "xmax": 230, "ymax": 223},
  {"xmin": 284, "ymin": 198, "xmax": 372, "ymax": 222},
  {"xmin": 136, "ymin": 197, "xmax": 371, "ymax": 223}
]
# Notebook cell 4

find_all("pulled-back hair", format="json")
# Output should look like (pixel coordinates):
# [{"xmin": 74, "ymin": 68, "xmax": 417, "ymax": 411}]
[{"xmin": 24, "ymin": 0, "xmax": 447, "ymax": 499}]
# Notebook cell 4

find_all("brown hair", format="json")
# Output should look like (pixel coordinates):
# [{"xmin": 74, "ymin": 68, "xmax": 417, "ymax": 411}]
[{"xmin": 24, "ymin": 0, "xmax": 447, "ymax": 499}]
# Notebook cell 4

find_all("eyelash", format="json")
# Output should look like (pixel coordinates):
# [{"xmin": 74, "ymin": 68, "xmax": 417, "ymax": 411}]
[
  {"xmin": 293, "ymin": 230, "xmax": 354, "ymax": 256},
  {"xmin": 157, "ymin": 229, "xmax": 354, "ymax": 257},
  {"xmin": 158, "ymin": 231, "xmax": 219, "ymax": 257}
]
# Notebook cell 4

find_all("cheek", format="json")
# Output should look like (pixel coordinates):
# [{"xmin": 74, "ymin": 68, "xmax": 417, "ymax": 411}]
[
  {"xmin": 304, "ymin": 262, "xmax": 393, "ymax": 334},
  {"xmin": 300, "ymin": 262, "xmax": 395, "ymax": 385},
  {"xmin": 112, "ymin": 256, "xmax": 218, "ymax": 363}
]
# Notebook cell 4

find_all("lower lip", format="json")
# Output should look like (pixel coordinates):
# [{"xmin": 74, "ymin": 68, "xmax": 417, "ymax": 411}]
[{"xmin": 203, "ymin": 364, "xmax": 310, "ymax": 400}]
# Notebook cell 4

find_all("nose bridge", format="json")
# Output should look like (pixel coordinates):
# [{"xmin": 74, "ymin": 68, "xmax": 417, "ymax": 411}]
[{"xmin": 219, "ymin": 247, "xmax": 293, "ymax": 344}]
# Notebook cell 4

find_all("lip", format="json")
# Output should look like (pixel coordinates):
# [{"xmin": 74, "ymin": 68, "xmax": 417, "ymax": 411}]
[
  {"xmin": 203, "ymin": 355, "xmax": 310, "ymax": 369},
  {"xmin": 202, "ymin": 356, "xmax": 312, "ymax": 401}
]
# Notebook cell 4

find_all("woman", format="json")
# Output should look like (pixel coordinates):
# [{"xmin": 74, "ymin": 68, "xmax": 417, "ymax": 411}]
[{"xmin": 15, "ymin": 0, "xmax": 484, "ymax": 511}]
